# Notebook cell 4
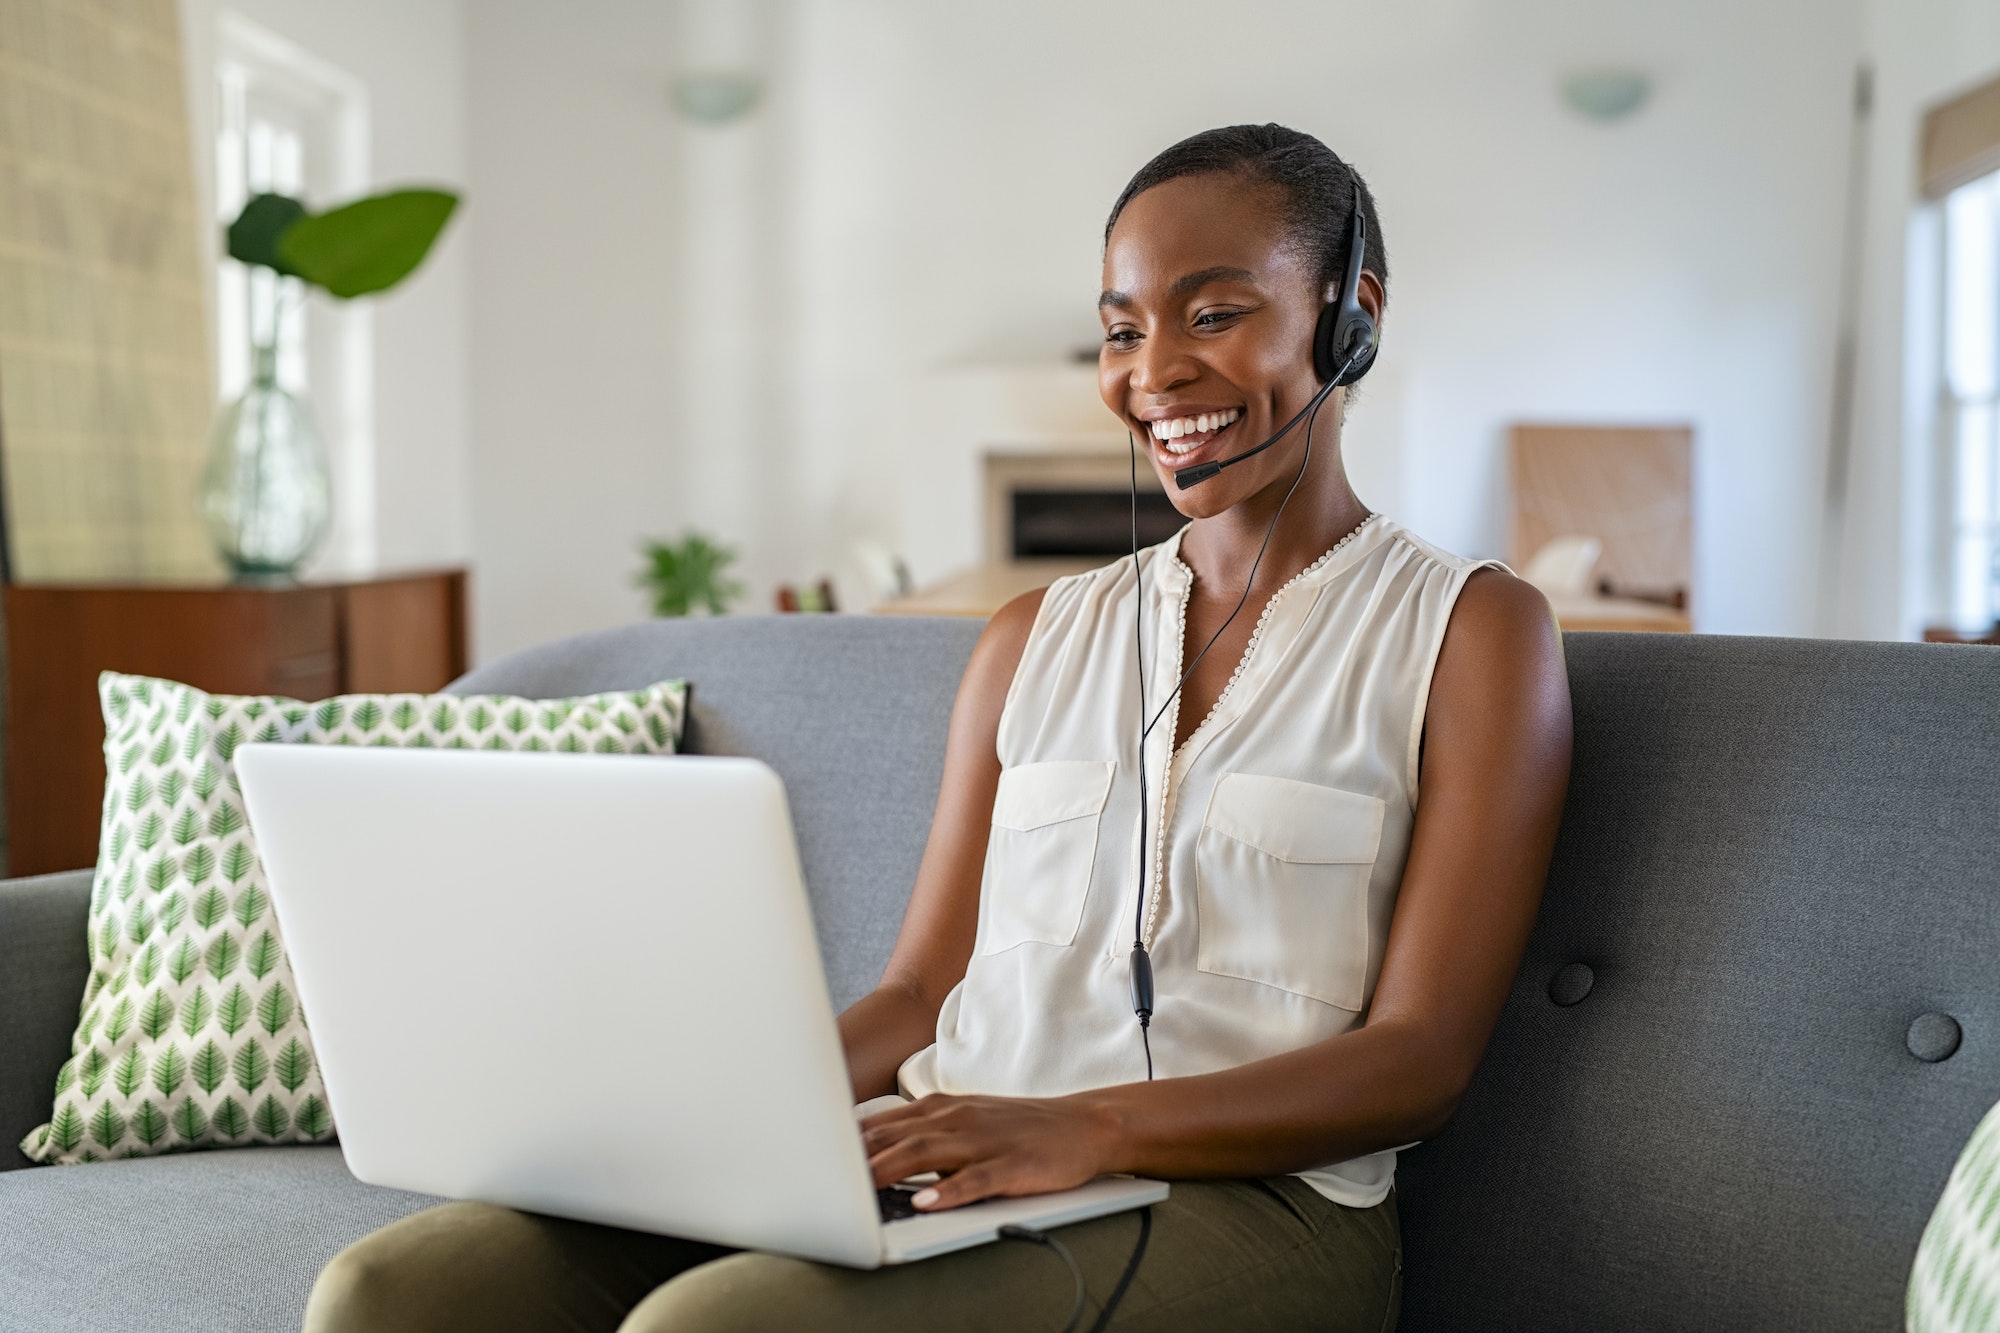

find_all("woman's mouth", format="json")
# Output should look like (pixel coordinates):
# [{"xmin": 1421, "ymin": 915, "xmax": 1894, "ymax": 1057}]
[{"xmin": 1148, "ymin": 407, "xmax": 1242, "ymax": 458}]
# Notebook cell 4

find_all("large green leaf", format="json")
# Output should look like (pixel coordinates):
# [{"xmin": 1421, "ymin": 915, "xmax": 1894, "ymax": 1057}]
[
  {"xmin": 227, "ymin": 192, "xmax": 307, "ymax": 274},
  {"xmin": 278, "ymin": 189, "xmax": 458, "ymax": 299}
]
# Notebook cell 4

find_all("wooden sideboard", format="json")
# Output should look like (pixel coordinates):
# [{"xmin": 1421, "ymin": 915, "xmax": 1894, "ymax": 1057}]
[{"xmin": 3, "ymin": 568, "xmax": 468, "ymax": 876}]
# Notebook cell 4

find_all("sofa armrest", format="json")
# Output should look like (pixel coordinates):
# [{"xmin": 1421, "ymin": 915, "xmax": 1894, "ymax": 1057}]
[{"xmin": 0, "ymin": 869, "xmax": 90, "ymax": 1170}]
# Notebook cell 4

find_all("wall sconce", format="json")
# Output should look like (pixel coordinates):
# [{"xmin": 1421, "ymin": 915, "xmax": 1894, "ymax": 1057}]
[
  {"xmin": 1559, "ymin": 70, "xmax": 1651, "ymax": 123},
  {"xmin": 671, "ymin": 71, "xmax": 761, "ymax": 125}
]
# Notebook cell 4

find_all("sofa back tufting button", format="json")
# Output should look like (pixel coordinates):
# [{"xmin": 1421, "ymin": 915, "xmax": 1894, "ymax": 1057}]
[
  {"xmin": 1549, "ymin": 962, "xmax": 1594, "ymax": 1007},
  {"xmin": 1908, "ymin": 1013, "xmax": 1962, "ymax": 1063}
]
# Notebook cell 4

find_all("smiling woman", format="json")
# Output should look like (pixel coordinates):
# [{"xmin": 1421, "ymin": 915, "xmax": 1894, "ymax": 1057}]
[{"xmin": 301, "ymin": 125, "xmax": 1572, "ymax": 1333}]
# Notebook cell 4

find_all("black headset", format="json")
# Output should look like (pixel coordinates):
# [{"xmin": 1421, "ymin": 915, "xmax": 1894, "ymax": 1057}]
[{"xmin": 1313, "ymin": 205, "xmax": 1380, "ymax": 387}]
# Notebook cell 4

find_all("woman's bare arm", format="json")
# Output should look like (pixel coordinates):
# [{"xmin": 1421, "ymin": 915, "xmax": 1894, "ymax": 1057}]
[
  {"xmin": 861, "ymin": 569, "xmax": 1573, "ymax": 1207},
  {"xmin": 837, "ymin": 588, "xmax": 1047, "ymax": 1100}
]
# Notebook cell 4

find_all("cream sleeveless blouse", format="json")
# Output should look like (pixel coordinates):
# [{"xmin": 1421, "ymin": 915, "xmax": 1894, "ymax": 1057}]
[{"xmin": 898, "ymin": 516, "xmax": 1499, "ymax": 1206}]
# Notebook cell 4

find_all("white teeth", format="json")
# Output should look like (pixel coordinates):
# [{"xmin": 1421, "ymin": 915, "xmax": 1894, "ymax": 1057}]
[{"xmin": 1149, "ymin": 408, "xmax": 1239, "ymax": 443}]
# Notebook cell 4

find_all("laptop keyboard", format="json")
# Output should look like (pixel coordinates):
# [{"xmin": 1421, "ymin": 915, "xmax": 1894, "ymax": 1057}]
[{"xmin": 877, "ymin": 1186, "xmax": 922, "ymax": 1223}]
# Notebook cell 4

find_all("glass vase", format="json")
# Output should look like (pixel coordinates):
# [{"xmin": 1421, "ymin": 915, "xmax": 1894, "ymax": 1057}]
[{"xmin": 200, "ymin": 343, "xmax": 331, "ymax": 580}]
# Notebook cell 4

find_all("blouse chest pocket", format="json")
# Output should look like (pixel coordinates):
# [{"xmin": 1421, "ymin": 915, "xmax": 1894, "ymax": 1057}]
[
  {"xmin": 976, "ymin": 760, "xmax": 1115, "ymax": 956},
  {"xmin": 1195, "ymin": 773, "xmax": 1387, "ymax": 1011}
]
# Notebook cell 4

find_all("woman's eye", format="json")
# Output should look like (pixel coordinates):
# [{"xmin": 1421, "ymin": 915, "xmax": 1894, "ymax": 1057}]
[
  {"xmin": 1194, "ymin": 310, "xmax": 1242, "ymax": 328},
  {"xmin": 1104, "ymin": 329, "xmax": 1139, "ymax": 347}
]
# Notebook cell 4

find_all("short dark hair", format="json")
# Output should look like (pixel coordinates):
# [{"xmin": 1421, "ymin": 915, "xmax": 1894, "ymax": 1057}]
[{"xmin": 1104, "ymin": 123, "xmax": 1388, "ymax": 301}]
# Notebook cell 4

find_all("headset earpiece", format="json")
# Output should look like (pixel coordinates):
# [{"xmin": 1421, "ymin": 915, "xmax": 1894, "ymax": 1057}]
[{"xmin": 1312, "ymin": 205, "xmax": 1378, "ymax": 387}]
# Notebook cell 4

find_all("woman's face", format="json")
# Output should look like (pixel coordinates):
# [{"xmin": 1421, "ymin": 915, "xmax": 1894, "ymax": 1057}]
[{"xmin": 1099, "ymin": 172, "xmax": 1349, "ymax": 520}]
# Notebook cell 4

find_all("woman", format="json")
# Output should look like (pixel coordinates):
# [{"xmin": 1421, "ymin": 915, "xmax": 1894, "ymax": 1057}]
[{"xmin": 306, "ymin": 124, "xmax": 1571, "ymax": 1332}]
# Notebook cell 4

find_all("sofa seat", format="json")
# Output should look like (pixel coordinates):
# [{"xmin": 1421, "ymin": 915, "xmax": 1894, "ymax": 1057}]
[{"xmin": 0, "ymin": 1148, "xmax": 435, "ymax": 1333}]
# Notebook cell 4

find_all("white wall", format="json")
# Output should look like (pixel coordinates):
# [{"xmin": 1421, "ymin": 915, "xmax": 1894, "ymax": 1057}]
[
  {"xmin": 465, "ymin": 1, "xmax": 794, "ymax": 660},
  {"xmin": 456, "ymin": 0, "xmax": 1871, "ymax": 654},
  {"xmin": 780, "ymin": 0, "xmax": 1861, "ymax": 637},
  {"xmin": 1833, "ymin": 0, "xmax": 2000, "ymax": 639},
  {"xmin": 179, "ymin": 0, "xmax": 472, "ymax": 577},
  {"xmin": 174, "ymin": 0, "xmax": 2000, "ymax": 654}
]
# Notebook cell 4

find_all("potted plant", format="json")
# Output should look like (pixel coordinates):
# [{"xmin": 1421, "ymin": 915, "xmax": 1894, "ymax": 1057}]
[
  {"xmin": 636, "ymin": 532, "xmax": 745, "ymax": 616},
  {"xmin": 203, "ymin": 188, "xmax": 459, "ymax": 579}
]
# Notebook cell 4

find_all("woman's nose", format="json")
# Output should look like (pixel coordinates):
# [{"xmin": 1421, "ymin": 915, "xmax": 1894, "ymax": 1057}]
[{"xmin": 1128, "ymin": 332, "xmax": 1199, "ymax": 396}]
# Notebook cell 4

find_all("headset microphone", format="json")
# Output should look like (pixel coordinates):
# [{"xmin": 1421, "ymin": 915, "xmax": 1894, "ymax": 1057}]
[{"xmin": 1170, "ymin": 205, "xmax": 1378, "ymax": 491}]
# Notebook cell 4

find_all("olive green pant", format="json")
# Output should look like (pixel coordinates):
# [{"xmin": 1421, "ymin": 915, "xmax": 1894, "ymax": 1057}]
[{"xmin": 303, "ymin": 1178, "xmax": 1399, "ymax": 1332}]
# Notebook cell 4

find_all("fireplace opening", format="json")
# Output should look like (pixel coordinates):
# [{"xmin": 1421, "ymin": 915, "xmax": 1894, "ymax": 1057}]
[{"xmin": 1010, "ymin": 489, "xmax": 1185, "ymax": 558}]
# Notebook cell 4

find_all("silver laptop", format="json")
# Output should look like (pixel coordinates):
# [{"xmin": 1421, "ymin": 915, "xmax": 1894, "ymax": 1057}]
[{"xmin": 235, "ymin": 745, "xmax": 1166, "ymax": 1268}]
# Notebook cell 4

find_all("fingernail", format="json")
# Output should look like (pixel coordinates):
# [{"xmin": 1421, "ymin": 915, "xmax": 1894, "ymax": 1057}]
[{"xmin": 912, "ymin": 1188, "xmax": 939, "ymax": 1209}]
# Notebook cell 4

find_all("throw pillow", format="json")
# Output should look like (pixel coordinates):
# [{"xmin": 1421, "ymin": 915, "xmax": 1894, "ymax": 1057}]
[
  {"xmin": 1909, "ymin": 1097, "xmax": 2000, "ymax": 1332},
  {"xmin": 20, "ymin": 672, "xmax": 688, "ymax": 1165}
]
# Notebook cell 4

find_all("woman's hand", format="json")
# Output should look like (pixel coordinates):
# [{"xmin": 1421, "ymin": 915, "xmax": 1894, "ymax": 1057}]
[{"xmin": 860, "ymin": 1093, "xmax": 1122, "ymax": 1211}]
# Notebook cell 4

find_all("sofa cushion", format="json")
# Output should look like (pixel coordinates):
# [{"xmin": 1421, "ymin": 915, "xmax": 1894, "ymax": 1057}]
[
  {"xmin": 0, "ymin": 871, "xmax": 91, "ymax": 1170},
  {"xmin": 1396, "ymin": 634, "xmax": 2000, "ymax": 1333},
  {"xmin": 0, "ymin": 1147, "xmax": 435, "ymax": 1332}
]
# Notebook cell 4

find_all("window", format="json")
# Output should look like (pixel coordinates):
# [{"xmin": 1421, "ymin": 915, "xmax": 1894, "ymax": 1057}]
[
  {"xmin": 1940, "ymin": 169, "xmax": 2000, "ymax": 628},
  {"xmin": 211, "ymin": 15, "xmax": 372, "ymax": 569}
]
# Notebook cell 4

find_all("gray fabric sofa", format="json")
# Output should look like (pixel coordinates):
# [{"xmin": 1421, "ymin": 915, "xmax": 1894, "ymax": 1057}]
[{"xmin": 2, "ymin": 615, "xmax": 1995, "ymax": 1331}]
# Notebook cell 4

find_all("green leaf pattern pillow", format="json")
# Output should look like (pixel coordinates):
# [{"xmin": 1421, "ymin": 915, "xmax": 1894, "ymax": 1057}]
[
  {"xmin": 21, "ymin": 672, "xmax": 688, "ymax": 1165},
  {"xmin": 1910, "ymin": 1097, "xmax": 2000, "ymax": 1332}
]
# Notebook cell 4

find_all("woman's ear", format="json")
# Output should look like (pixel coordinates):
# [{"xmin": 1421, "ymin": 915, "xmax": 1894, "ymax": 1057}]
[
  {"xmin": 1357, "ymin": 271, "xmax": 1386, "ymax": 329},
  {"xmin": 1321, "ymin": 271, "xmax": 1387, "ymax": 328}
]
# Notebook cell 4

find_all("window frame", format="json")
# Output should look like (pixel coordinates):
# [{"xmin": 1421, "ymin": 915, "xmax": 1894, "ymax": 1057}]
[{"xmin": 211, "ymin": 13, "xmax": 374, "ymax": 574}]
